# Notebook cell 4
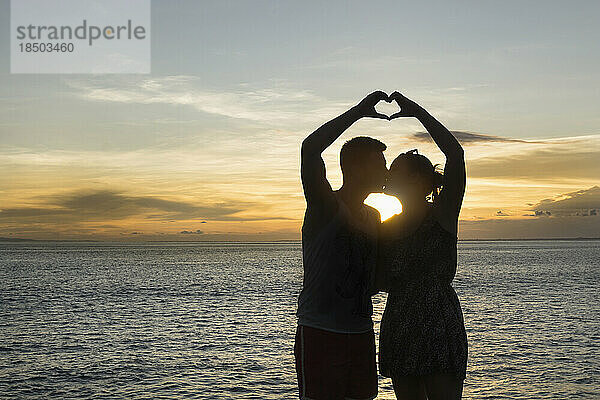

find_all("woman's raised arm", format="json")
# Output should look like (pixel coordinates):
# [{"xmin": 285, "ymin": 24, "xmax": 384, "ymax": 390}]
[{"xmin": 389, "ymin": 91, "xmax": 466, "ymax": 232}]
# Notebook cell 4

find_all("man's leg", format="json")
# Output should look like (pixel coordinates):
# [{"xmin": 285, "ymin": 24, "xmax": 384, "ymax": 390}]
[
  {"xmin": 346, "ymin": 329, "xmax": 378, "ymax": 400},
  {"xmin": 294, "ymin": 325, "xmax": 350, "ymax": 400},
  {"xmin": 294, "ymin": 326, "xmax": 305, "ymax": 399}
]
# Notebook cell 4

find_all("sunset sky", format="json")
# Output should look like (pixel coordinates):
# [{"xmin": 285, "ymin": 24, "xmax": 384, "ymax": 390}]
[{"xmin": 1, "ymin": 0, "xmax": 599, "ymax": 241}]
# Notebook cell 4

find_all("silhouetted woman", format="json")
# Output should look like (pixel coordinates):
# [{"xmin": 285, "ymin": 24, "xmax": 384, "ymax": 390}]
[{"xmin": 377, "ymin": 91, "xmax": 467, "ymax": 400}]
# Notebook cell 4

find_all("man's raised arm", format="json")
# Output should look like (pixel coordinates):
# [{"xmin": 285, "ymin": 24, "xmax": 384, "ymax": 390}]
[{"xmin": 301, "ymin": 90, "xmax": 390, "ymax": 204}]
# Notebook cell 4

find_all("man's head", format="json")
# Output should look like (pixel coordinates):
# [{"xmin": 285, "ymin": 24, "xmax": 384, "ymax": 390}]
[{"xmin": 340, "ymin": 136, "xmax": 388, "ymax": 193}]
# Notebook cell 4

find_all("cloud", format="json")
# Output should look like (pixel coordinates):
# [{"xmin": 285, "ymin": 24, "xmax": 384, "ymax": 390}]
[
  {"xmin": 531, "ymin": 186, "xmax": 600, "ymax": 217},
  {"xmin": 55, "ymin": 189, "xmax": 242, "ymax": 221},
  {"xmin": 0, "ymin": 208, "xmax": 71, "ymax": 219},
  {"xmin": 411, "ymin": 130, "xmax": 534, "ymax": 144},
  {"xmin": 64, "ymin": 76, "xmax": 344, "ymax": 125},
  {"xmin": 180, "ymin": 229, "xmax": 204, "ymax": 234},
  {"xmin": 0, "ymin": 189, "xmax": 292, "ymax": 224},
  {"xmin": 467, "ymin": 147, "xmax": 600, "ymax": 181},
  {"xmin": 459, "ymin": 215, "xmax": 600, "ymax": 239},
  {"xmin": 393, "ymin": 134, "xmax": 599, "ymax": 185}
]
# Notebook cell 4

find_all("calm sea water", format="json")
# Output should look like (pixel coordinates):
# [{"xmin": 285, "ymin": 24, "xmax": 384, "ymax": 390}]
[{"xmin": 1, "ymin": 240, "xmax": 599, "ymax": 399}]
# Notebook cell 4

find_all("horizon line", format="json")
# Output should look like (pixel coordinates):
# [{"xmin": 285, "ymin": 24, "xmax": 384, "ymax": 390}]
[{"xmin": 2, "ymin": 237, "xmax": 600, "ymax": 243}]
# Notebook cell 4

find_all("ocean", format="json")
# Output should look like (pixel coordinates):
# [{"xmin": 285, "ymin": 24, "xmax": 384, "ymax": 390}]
[{"xmin": 1, "ymin": 240, "xmax": 599, "ymax": 399}]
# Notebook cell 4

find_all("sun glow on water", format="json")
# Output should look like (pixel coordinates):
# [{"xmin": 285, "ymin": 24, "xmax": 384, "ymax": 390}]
[{"xmin": 364, "ymin": 193, "xmax": 403, "ymax": 221}]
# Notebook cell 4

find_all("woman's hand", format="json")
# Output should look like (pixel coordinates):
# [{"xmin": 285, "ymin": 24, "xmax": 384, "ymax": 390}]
[
  {"xmin": 353, "ymin": 90, "xmax": 391, "ymax": 120},
  {"xmin": 388, "ymin": 91, "xmax": 425, "ymax": 119}
]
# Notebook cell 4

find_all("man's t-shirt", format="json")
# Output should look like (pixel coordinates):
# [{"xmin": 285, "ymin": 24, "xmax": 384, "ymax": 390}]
[{"xmin": 296, "ymin": 191, "xmax": 379, "ymax": 334}]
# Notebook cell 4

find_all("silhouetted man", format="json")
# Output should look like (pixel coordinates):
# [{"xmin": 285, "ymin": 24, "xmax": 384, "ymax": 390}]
[{"xmin": 294, "ymin": 91, "xmax": 390, "ymax": 400}]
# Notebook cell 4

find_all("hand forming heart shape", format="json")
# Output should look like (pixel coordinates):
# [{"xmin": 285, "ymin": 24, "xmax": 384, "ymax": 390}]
[
  {"xmin": 374, "ymin": 100, "xmax": 401, "ymax": 120},
  {"xmin": 356, "ymin": 90, "xmax": 421, "ymax": 121}
]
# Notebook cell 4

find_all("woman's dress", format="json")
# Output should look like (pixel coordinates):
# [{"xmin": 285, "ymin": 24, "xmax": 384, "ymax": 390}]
[{"xmin": 378, "ymin": 208, "xmax": 468, "ymax": 380}]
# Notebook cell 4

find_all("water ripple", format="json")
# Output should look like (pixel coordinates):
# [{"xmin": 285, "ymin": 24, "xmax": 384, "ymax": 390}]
[{"xmin": 1, "ymin": 240, "xmax": 599, "ymax": 399}]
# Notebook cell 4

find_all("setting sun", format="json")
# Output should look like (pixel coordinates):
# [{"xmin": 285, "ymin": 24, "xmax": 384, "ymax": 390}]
[{"xmin": 364, "ymin": 193, "xmax": 403, "ymax": 221}]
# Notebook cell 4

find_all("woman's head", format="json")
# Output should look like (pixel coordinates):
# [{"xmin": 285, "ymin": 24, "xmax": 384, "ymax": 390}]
[{"xmin": 384, "ymin": 149, "xmax": 444, "ymax": 202}]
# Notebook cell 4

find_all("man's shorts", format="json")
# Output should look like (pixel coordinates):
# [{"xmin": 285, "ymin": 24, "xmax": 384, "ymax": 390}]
[{"xmin": 294, "ymin": 324, "xmax": 378, "ymax": 400}]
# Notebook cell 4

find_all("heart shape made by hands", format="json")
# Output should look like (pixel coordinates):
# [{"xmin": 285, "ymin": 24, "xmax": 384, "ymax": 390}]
[{"xmin": 374, "ymin": 99, "xmax": 401, "ymax": 119}]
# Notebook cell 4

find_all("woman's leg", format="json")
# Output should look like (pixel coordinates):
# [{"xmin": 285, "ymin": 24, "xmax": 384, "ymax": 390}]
[
  {"xmin": 423, "ymin": 373, "xmax": 463, "ymax": 400},
  {"xmin": 391, "ymin": 375, "xmax": 427, "ymax": 400}
]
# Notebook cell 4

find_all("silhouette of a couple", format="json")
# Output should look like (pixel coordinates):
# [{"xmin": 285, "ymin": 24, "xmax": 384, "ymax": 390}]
[{"xmin": 294, "ymin": 91, "xmax": 467, "ymax": 400}]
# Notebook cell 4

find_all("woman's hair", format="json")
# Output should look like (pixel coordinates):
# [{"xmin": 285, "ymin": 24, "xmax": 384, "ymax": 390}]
[{"xmin": 390, "ymin": 149, "xmax": 444, "ymax": 201}]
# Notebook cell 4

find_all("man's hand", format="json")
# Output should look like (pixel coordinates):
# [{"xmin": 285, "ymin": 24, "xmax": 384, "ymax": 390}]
[
  {"xmin": 388, "ymin": 91, "xmax": 424, "ymax": 119},
  {"xmin": 353, "ymin": 90, "xmax": 391, "ymax": 120}
]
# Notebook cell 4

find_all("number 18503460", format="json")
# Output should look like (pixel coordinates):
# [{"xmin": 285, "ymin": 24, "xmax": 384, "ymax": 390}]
[{"xmin": 19, "ymin": 42, "xmax": 74, "ymax": 52}]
